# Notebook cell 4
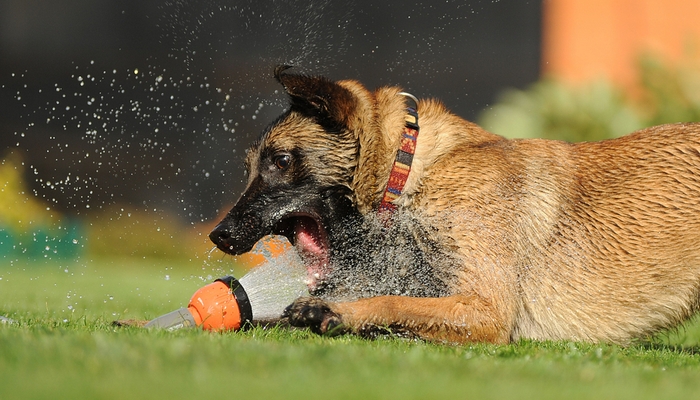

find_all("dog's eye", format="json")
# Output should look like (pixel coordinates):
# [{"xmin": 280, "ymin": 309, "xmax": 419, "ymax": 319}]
[{"xmin": 274, "ymin": 154, "xmax": 291, "ymax": 170}]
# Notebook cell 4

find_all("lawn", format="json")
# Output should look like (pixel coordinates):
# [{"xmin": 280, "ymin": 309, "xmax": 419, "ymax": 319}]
[{"xmin": 2, "ymin": 258, "xmax": 700, "ymax": 400}]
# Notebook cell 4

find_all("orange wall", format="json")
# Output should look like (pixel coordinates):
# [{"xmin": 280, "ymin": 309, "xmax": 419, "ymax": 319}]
[{"xmin": 542, "ymin": 0, "xmax": 700, "ymax": 87}]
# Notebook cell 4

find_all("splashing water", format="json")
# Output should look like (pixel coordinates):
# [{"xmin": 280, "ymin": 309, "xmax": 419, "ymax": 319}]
[{"xmin": 239, "ymin": 242, "xmax": 308, "ymax": 321}]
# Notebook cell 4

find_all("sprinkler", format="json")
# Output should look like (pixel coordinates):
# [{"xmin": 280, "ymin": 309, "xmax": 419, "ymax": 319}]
[
  {"xmin": 145, "ymin": 236, "xmax": 309, "ymax": 331},
  {"xmin": 144, "ymin": 276, "xmax": 252, "ymax": 331}
]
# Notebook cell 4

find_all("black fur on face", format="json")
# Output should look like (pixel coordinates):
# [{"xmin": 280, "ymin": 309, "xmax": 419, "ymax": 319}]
[{"xmin": 210, "ymin": 67, "xmax": 360, "ymax": 271}]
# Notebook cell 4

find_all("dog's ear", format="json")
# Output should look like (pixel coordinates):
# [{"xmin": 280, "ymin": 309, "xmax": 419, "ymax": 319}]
[{"xmin": 274, "ymin": 65, "xmax": 356, "ymax": 131}]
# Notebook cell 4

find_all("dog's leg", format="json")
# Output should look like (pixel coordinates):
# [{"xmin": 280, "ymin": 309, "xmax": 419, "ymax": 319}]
[{"xmin": 283, "ymin": 294, "xmax": 510, "ymax": 344}]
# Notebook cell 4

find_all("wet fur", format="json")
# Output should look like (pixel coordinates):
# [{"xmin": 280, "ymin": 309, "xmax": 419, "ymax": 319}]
[{"xmin": 211, "ymin": 67, "xmax": 700, "ymax": 344}]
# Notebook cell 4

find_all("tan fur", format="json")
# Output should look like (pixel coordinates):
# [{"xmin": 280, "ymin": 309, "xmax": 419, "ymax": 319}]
[{"xmin": 307, "ymin": 81, "xmax": 700, "ymax": 345}]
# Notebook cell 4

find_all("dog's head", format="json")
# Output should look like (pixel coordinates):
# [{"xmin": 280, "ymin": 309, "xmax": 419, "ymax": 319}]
[{"xmin": 210, "ymin": 67, "xmax": 399, "ymax": 289}]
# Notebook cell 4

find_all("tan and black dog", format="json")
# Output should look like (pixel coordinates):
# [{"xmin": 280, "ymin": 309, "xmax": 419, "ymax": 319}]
[{"xmin": 209, "ymin": 66, "xmax": 700, "ymax": 344}]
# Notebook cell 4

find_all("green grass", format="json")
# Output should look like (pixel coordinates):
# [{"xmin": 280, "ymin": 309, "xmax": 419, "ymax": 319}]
[{"xmin": 2, "ymin": 259, "xmax": 700, "ymax": 399}]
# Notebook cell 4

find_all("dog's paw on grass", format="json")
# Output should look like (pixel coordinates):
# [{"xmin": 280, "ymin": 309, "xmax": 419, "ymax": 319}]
[{"xmin": 282, "ymin": 297, "xmax": 346, "ymax": 336}]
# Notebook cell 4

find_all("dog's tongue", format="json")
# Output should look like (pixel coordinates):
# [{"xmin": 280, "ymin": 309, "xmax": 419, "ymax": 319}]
[
  {"xmin": 294, "ymin": 218, "xmax": 324, "ymax": 256},
  {"xmin": 293, "ymin": 217, "xmax": 329, "ymax": 289}
]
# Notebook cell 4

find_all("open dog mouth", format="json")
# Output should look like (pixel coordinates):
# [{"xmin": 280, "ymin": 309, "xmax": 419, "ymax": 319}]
[{"xmin": 273, "ymin": 214, "xmax": 330, "ymax": 291}]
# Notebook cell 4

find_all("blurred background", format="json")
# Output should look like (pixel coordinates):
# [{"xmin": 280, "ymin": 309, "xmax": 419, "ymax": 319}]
[{"xmin": 2, "ymin": 0, "xmax": 700, "ymax": 264}]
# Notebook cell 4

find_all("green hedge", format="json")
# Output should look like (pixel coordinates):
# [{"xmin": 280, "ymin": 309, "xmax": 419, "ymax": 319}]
[{"xmin": 478, "ymin": 53, "xmax": 700, "ymax": 141}]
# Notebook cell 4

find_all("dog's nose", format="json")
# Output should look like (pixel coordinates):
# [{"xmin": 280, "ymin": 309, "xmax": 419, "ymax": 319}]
[
  {"xmin": 207, "ymin": 216, "xmax": 261, "ymax": 255},
  {"xmin": 209, "ymin": 224, "xmax": 233, "ymax": 249}
]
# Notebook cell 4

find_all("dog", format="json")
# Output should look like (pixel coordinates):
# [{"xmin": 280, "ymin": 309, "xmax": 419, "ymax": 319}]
[{"xmin": 209, "ymin": 66, "xmax": 700, "ymax": 344}]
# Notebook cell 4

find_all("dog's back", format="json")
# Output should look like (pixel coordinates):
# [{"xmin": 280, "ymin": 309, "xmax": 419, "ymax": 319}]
[{"xmin": 413, "ymin": 116, "xmax": 700, "ymax": 342}]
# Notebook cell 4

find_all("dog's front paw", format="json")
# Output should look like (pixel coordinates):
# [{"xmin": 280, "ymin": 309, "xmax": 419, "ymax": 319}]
[{"xmin": 282, "ymin": 297, "xmax": 345, "ymax": 336}]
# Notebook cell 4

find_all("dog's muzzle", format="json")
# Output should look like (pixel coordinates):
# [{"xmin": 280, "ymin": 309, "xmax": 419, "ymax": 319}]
[{"xmin": 209, "ymin": 223, "xmax": 258, "ymax": 255}]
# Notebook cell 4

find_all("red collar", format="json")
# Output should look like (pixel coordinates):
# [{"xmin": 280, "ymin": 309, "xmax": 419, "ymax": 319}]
[{"xmin": 378, "ymin": 93, "xmax": 420, "ymax": 216}]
